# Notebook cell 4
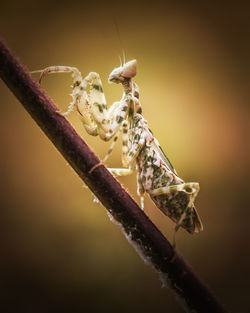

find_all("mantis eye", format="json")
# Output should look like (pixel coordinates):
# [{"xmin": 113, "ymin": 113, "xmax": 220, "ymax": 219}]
[{"xmin": 121, "ymin": 59, "xmax": 137, "ymax": 78}]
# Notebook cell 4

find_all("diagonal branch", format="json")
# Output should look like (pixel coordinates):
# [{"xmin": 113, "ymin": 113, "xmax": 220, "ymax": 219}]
[{"xmin": 0, "ymin": 39, "xmax": 227, "ymax": 313}]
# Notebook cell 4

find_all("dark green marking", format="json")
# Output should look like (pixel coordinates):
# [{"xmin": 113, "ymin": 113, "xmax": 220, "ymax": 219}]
[
  {"xmin": 114, "ymin": 136, "xmax": 118, "ymax": 141},
  {"xmin": 153, "ymin": 167, "xmax": 162, "ymax": 178},
  {"xmin": 147, "ymin": 156, "xmax": 154, "ymax": 163},
  {"xmin": 134, "ymin": 118, "xmax": 140, "ymax": 126},
  {"xmin": 116, "ymin": 116, "xmax": 123, "ymax": 123},
  {"xmin": 185, "ymin": 186, "xmax": 192, "ymax": 193},
  {"xmin": 73, "ymin": 80, "xmax": 81, "ymax": 88},
  {"xmin": 134, "ymin": 134, "xmax": 140, "ymax": 141},
  {"xmin": 93, "ymin": 84, "xmax": 103, "ymax": 92},
  {"xmin": 97, "ymin": 104, "xmax": 103, "ymax": 113}
]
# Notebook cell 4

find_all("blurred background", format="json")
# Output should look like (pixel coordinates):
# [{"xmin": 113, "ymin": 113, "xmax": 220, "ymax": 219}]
[{"xmin": 0, "ymin": 1, "xmax": 249, "ymax": 312}]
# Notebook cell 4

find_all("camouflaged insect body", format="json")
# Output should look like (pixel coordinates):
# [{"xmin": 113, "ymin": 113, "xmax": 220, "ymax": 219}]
[{"xmin": 131, "ymin": 114, "xmax": 202, "ymax": 234}]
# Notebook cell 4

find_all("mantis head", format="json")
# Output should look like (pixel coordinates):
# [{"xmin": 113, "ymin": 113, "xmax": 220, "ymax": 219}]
[{"xmin": 108, "ymin": 59, "xmax": 137, "ymax": 83}]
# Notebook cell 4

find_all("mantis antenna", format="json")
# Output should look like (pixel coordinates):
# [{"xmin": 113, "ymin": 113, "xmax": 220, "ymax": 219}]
[{"xmin": 113, "ymin": 18, "xmax": 126, "ymax": 65}]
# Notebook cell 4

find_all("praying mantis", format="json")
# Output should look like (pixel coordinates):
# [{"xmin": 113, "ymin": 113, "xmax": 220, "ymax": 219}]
[{"xmin": 32, "ymin": 59, "xmax": 203, "ymax": 246}]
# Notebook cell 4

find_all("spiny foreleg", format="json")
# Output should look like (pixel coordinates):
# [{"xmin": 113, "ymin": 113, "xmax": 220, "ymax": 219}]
[
  {"xmin": 31, "ymin": 66, "xmax": 132, "ymax": 141},
  {"xmin": 31, "ymin": 65, "xmax": 91, "ymax": 116}
]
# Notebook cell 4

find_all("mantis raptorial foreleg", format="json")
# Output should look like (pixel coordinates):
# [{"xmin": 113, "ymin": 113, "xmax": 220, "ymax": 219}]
[{"xmin": 32, "ymin": 62, "xmax": 138, "ymax": 141}]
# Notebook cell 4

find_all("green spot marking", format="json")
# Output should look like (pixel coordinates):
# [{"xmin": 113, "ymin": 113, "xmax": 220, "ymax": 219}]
[
  {"xmin": 73, "ymin": 81, "xmax": 81, "ymax": 88},
  {"xmin": 93, "ymin": 84, "xmax": 103, "ymax": 92},
  {"xmin": 153, "ymin": 167, "xmax": 162, "ymax": 178},
  {"xmin": 161, "ymin": 175, "xmax": 170, "ymax": 185},
  {"xmin": 185, "ymin": 186, "xmax": 192, "ymax": 193},
  {"xmin": 114, "ymin": 136, "xmax": 118, "ymax": 141},
  {"xmin": 147, "ymin": 156, "xmax": 154, "ymax": 163},
  {"xmin": 116, "ymin": 116, "xmax": 123, "ymax": 123},
  {"xmin": 134, "ymin": 119, "xmax": 139, "ymax": 126},
  {"xmin": 97, "ymin": 104, "xmax": 103, "ymax": 113},
  {"xmin": 134, "ymin": 134, "xmax": 140, "ymax": 141}
]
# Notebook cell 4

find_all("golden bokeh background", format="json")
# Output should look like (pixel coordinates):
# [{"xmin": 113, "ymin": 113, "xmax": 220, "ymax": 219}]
[{"xmin": 0, "ymin": 1, "xmax": 249, "ymax": 312}]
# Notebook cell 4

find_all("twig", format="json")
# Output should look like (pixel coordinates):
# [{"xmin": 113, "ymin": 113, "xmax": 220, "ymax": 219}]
[{"xmin": 0, "ymin": 39, "xmax": 227, "ymax": 313}]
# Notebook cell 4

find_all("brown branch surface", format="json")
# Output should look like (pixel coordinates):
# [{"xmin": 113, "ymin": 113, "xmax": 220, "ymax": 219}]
[{"xmin": 0, "ymin": 39, "xmax": 227, "ymax": 313}]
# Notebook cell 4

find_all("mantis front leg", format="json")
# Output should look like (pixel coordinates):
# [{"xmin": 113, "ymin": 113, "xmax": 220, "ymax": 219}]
[{"xmin": 32, "ymin": 66, "xmax": 133, "ymax": 141}]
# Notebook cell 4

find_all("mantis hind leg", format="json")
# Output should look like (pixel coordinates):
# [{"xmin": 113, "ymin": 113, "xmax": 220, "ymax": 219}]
[
  {"xmin": 149, "ymin": 182, "xmax": 201, "ymax": 247},
  {"xmin": 108, "ymin": 168, "xmax": 133, "ymax": 176}
]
